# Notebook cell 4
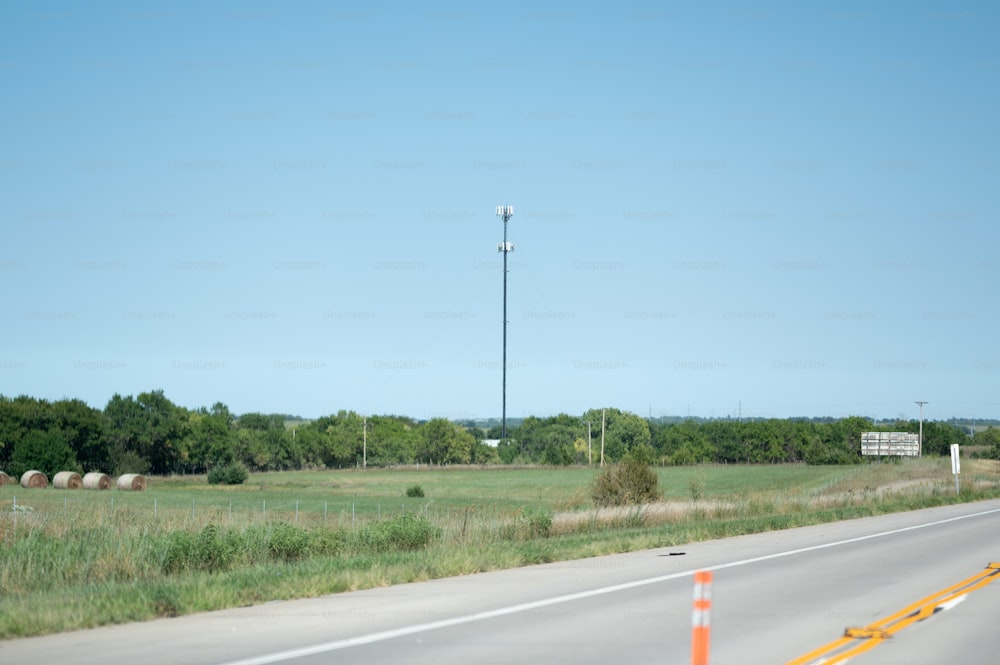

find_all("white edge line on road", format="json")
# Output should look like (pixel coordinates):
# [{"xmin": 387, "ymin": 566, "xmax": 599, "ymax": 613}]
[
  {"xmin": 936, "ymin": 595, "xmax": 966, "ymax": 612},
  {"xmin": 218, "ymin": 505, "xmax": 1000, "ymax": 665}
]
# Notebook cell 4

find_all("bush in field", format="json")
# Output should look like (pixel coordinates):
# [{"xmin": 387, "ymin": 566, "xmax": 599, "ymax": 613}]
[
  {"xmin": 591, "ymin": 458, "xmax": 661, "ymax": 507},
  {"xmin": 524, "ymin": 508, "xmax": 553, "ymax": 538},
  {"xmin": 207, "ymin": 462, "xmax": 249, "ymax": 485},
  {"xmin": 162, "ymin": 524, "xmax": 244, "ymax": 573},
  {"xmin": 268, "ymin": 522, "xmax": 311, "ymax": 561},
  {"xmin": 405, "ymin": 484, "xmax": 425, "ymax": 497},
  {"xmin": 503, "ymin": 507, "xmax": 553, "ymax": 540},
  {"xmin": 358, "ymin": 514, "xmax": 441, "ymax": 551}
]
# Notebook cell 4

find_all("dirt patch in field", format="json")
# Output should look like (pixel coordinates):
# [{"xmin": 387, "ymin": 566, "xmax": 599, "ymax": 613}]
[
  {"xmin": 552, "ymin": 500, "xmax": 737, "ymax": 533},
  {"xmin": 873, "ymin": 479, "xmax": 941, "ymax": 494}
]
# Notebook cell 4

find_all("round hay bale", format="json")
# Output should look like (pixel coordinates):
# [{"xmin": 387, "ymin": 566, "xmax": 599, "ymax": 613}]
[
  {"xmin": 20, "ymin": 470, "xmax": 48, "ymax": 489},
  {"xmin": 116, "ymin": 473, "xmax": 147, "ymax": 491},
  {"xmin": 0, "ymin": 471, "xmax": 9, "ymax": 486},
  {"xmin": 82, "ymin": 472, "xmax": 112, "ymax": 490},
  {"xmin": 53, "ymin": 471, "xmax": 83, "ymax": 490}
]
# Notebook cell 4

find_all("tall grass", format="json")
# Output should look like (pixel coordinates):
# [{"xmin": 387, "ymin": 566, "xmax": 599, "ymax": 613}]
[{"xmin": 1, "ymin": 459, "xmax": 998, "ymax": 639}]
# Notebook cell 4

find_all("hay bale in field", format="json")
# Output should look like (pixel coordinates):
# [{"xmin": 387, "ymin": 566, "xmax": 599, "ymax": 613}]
[
  {"xmin": 82, "ymin": 472, "xmax": 112, "ymax": 490},
  {"xmin": 0, "ymin": 471, "xmax": 9, "ymax": 486},
  {"xmin": 116, "ymin": 473, "xmax": 147, "ymax": 491},
  {"xmin": 20, "ymin": 470, "xmax": 48, "ymax": 489},
  {"xmin": 53, "ymin": 471, "xmax": 83, "ymax": 489}
]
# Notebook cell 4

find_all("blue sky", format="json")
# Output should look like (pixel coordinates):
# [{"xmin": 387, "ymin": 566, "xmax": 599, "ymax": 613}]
[{"xmin": 2, "ymin": 1, "xmax": 998, "ymax": 421}]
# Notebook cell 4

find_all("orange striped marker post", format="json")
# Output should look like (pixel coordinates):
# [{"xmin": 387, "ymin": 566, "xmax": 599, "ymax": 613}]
[{"xmin": 691, "ymin": 570, "xmax": 713, "ymax": 665}]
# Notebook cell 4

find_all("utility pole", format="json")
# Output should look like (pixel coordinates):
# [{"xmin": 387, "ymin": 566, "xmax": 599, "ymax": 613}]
[
  {"xmin": 915, "ymin": 401, "xmax": 928, "ymax": 456},
  {"xmin": 600, "ymin": 408, "xmax": 606, "ymax": 467},
  {"xmin": 496, "ymin": 205, "xmax": 514, "ymax": 442},
  {"xmin": 584, "ymin": 420, "xmax": 592, "ymax": 466},
  {"xmin": 362, "ymin": 416, "xmax": 369, "ymax": 469}
]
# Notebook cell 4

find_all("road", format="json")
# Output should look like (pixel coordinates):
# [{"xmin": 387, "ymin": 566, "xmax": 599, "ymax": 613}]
[{"xmin": 3, "ymin": 499, "xmax": 1000, "ymax": 665}]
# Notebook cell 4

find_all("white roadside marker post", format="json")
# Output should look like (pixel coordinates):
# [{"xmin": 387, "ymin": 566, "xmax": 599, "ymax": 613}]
[{"xmin": 950, "ymin": 444, "xmax": 961, "ymax": 495}]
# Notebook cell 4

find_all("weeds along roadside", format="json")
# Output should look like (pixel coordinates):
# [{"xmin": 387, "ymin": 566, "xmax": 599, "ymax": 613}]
[{"xmin": 1, "ymin": 460, "xmax": 998, "ymax": 639}]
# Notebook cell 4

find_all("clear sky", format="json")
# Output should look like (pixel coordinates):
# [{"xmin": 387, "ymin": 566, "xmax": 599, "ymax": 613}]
[{"xmin": 2, "ymin": 1, "xmax": 998, "ymax": 422}]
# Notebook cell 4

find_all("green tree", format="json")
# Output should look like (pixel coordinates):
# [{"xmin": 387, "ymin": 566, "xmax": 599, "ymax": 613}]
[
  {"xmin": 919, "ymin": 421, "xmax": 966, "ymax": 456},
  {"xmin": 418, "ymin": 418, "xmax": 474, "ymax": 464},
  {"xmin": 102, "ymin": 393, "xmax": 148, "ymax": 473},
  {"xmin": 505, "ymin": 416, "xmax": 543, "ymax": 461},
  {"xmin": 470, "ymin": 439, "xmax": 502, "ymax": 464},
  {"xmin": 809, "ymin": 416, "xmax": 869, "ymax": 464},
  {"xmin": 0, "ymin": 395, "xmax": 56, "ymax": 469},
  {"xmin": 367, "ymin": 415, "xmax": 420, "ymax": 465},
  {"xmin": 52, "ymin": 399, "xmax": 107, "ymax": 472},
  {"xmin": 9, "ymin": 428, "xmax": 77, "ymax": 478},
  {"xmin": 298, "ymin": 411, "xmax": 362, "ymax": 468},
  {"xmin": 582, "ymin": 408, "xmax": 651, "ymax": 463},
  {"xmin": 101, "ymin": 390, "xmax": 191, "ymax": 475},
  {"xmin": 136, "ymin": 390, "xmax": 190, "ymax": 475},
  {"xmin": 534, "ymin": 414, "xmax": 583, "ymax": 465},
  {"xmin": 702, "ymin": 420, "xmax": 739, "ymax": 463},
  {"xmin": 975, "ymin": 427, "xmax": 1000, "ymax": 459},
  {"xmin": 656, "ymin": 419, "xmax": 713, "ymax": 465},
  {"xmin": 235, "ymin": 413, "xmax": 298, "ymax": 471},
  {"xmin": 184, "ymin": 402, "xmax": 236, "ymax": 473}
]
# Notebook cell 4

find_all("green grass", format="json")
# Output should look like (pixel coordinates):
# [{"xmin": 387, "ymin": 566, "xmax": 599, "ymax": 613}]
[{"xmin": 1, "ymin": 459, "xmax": 998, "ymax": 639}]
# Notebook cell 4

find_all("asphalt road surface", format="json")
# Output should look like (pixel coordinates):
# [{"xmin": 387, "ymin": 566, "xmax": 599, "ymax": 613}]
[{"xmin": 4, "ymin": 499, "xmax": 1000, "ymax": 665}]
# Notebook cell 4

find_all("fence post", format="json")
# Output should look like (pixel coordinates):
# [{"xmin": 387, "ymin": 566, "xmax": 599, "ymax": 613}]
[{"xmin": 692, "ymin": 570, "xmax": 713, "ymax": 665}]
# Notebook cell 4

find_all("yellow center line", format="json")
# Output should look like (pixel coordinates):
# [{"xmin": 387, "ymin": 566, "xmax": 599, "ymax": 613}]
[{"xmin": 784, "ymin": 562, "xmax": 1000, "ymax": 665}]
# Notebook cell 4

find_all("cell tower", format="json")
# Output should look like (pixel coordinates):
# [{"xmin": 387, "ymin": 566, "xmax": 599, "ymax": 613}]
[{"xmin": 496, "ymin": 205, "xmax": 514, "ymax": 442}]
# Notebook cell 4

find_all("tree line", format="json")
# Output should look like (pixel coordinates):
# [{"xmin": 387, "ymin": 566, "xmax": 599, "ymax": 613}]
[
  {"xmin": 493, "ymin": 409, "xmax": 981, "ymax": 466},
  {"xmin": 1, "ymin": 391, "xmax": 993, "ymax": 479}
]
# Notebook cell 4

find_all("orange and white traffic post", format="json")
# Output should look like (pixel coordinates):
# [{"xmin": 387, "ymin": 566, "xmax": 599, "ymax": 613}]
[{"xmin": 691, "ymin": 570, "xmax": 713, "ymax": 665}]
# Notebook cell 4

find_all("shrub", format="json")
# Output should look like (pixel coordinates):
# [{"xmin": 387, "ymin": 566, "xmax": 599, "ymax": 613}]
[
  {"xmin": 591, "ymin": 458, "xmax": 661, "ymax": 507},
  {"xmin": 268, "ymin": 522, "xmax": 310, "ymax": 561},
  {"xmin": 162, "ymin": 525, "xmax": 245, "ymax": 573},
  {"xmin": 405, "ymin": 484, "xmax": 425, "ymax": 497},
  {"xmin": 525, "ymin": 509, "xmax": 553, "ymax": 538},
  {"xmin": 195, "ymin": 524, "xmax": 238, "ymax": 571},
  {"xmin": 503, "ymin": 507, "xmax": 553, "ymax": 540},
  {"xmin": 161, "ymin": 531, "xmax": 194, "ymax": 574},
  {"xmin": 358, "ymin": 514, "xmax": 440, "ymax": 552},
  {"xmin": 208, "ymin": 462, "xmax": 249, "ymax": 485}
]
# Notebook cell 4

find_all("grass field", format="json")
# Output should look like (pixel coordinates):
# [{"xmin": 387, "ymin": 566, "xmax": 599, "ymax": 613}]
[{"xmin": 1, "ymin": 458, "xmax": 997, "ymax": 639}]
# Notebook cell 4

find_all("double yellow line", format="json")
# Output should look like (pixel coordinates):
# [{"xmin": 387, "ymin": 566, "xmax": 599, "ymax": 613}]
[{"xmin": 786, "ymin": 562, "xmax": 1000, "ymax": 665}]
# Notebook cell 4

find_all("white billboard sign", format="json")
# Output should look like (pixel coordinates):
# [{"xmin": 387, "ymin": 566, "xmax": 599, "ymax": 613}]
[{"xmin": 860, "ymin": 432, "xmax": 920, "ymax": 457}]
